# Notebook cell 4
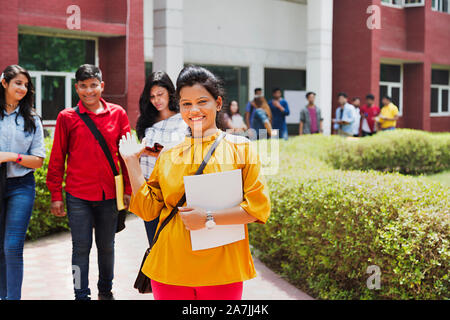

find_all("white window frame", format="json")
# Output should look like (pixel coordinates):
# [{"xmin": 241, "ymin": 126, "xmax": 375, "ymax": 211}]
[
  {"xmin": 432, "ymin": 0, "xmax": 450, "ymax": 13},
  {"xmin": 380, "ymin": 64, "xmax": 404, "ymax": 116},
  {"xmin": 29, "ymin": 71, "xmax": 76, "ymax": 126},
  {"xmin": 403, "ymin": 0, "xmax": 426, "ymax": 7},
  {"xmin": 381, "ymin": 0, "xmax": 404, "ymax": 8},
  {"xmin": 430, "ymin": 69, "xmax": 450, "ymax": 117},
  {"xmin": 20, "ymin": 31, "xmax": 99, "ymax": 125},
  {"xmin": 381, "ymin": 0, "xmax": 425, "ymax": 8}
]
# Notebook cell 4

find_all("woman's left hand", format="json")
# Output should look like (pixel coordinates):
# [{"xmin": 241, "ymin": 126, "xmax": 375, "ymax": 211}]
[
  {"xmin": 178, "ymin": 206, "xmax": 207, "ymax": 231},
  {"xmin": 119, "ymin": 132, "xmax": 146, "ymax": 161}
]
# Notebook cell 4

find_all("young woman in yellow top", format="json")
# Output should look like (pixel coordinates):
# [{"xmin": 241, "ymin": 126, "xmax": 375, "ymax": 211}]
[{"xmin": 119, "ymin": 65, "xmax": 270, "ymax": 300}]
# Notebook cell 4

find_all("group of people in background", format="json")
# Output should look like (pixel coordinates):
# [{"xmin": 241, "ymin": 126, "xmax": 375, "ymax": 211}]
[
  {"xmin": 225, "ymin": 87, "xmax": 400, "ymax": 140},
  {"xmin": 298, "ymin": 91, "xmax": 400, "ymax": 138},
  {"xmin": 332, "ymin": 92, "xmax": 400, "ymax": 137},
  {"xmin": 219, "ymin": 87, "xmax": 291, "ymax": 141},
  {"xmin": 0, "ymin": 63, "xmax": 270, "ymax": 301}
]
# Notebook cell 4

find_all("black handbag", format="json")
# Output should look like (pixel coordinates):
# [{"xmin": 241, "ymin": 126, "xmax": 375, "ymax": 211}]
[
  {"xmin": 75, "ymin": 106, "xmax": 127, "ymax": 233},
  {"xmin": 134, "ymin": 131, "xmax": 226, "ymax": 294}
]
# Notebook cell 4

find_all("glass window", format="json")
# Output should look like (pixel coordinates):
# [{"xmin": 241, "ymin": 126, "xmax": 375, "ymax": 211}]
[
  {"xmin": 380, "ymin": 64, "xmax": 402, "ymax": 83},
  {"xmin": 380, "ymin": 85, "xmax": 389, "ymax": 104},
  {"xmin": 442, "ymin": 89, "xmax": 449, "ymax": 112},
  {"xmin": 381, "ymin": 0, "xmax": 403, "ymax": 6},
  {"xmin": 404, "ymin": 0, "xmax": 425, "ymax": 6},
  {"xmin": 391, "ymin": 87, "xmax": 401, "ymax": 108},
  {"xmin": 19, "ymin": 34, "xmax": 95, "ymax": 72},
  {"xmin": 19, "ymin": 34, "xmax": 96, "ymax": 122},
  {"xmin": 145, "ymin": 62, "xmax": 153, "ymax": 79},
  {"xmin": 431, "ymin": 87, "xmax": 439, "ymax": 113},
  {"xmin": 42, "ymin": 76, "xmax": 66, "ymax": 121},
  {"xmin": 192, "ymin": 64, "xmax": 249, "ymax": 115},
  {"xmin": 432, "ymin": 0, "xmax": 450, "ymax": 13},
  {"xmin": 264, "ymin": 68, "xmax": 306, "ymax": 100},
  {"xmin": 432, "ymin": 69, "xmax": 450, "ymax": 85}
]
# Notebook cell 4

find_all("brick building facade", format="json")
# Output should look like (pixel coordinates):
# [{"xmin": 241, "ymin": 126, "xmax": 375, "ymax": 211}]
[
  {"xmin": 333, "ymin": 0, "xmax": 450, "ymax": 132},
  {"xmin": 0, "ymin": 0, "xmax": 144, "ymax": 127},
  {"xmin": 1, "ymin": 0, "xmax": 449, "ymax": 132}
]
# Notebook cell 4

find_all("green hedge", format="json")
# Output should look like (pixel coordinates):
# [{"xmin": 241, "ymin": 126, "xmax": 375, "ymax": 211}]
[
  {"xmin": 325, "ymin": 129, "xmax": 450, "ymax": 175},
  {"xmin": 27, "ymin": 137, "xmax": 69, "ymax": 240},
  {"xmin": 249, "ymin": 133, "xmax": 449, "ymax": 300}
]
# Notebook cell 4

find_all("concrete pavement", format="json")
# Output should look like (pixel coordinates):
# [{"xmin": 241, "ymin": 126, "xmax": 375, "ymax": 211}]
[{"xmin": 21, "ymin": 215, "xmax": 313, "ymax": 300}]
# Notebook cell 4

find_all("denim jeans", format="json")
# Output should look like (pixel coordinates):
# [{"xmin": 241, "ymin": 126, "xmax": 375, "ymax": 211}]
[
  {"xmin": 144, "ymin": 217, "xmax": 160, "ymax": 247},
  {"xmin": 0, "ymin": 172, "xmax": 36, "ymax": 300},
  {"xmin": 66, "ymin": 192, "xmax": 118, "ymax": 300}
]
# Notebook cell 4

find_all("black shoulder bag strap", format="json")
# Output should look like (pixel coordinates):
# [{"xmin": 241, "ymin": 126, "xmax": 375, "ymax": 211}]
[
  {"xmin": 75, "ymin": 106, "xmax": 128, "ymax": 233},
  {"xmin": 149, "ymin": 131, "xmax": 226, "ymax": 250},
  {"xmin": 74, "ymin": 106, "xmax": 119, "ymax": 176}
]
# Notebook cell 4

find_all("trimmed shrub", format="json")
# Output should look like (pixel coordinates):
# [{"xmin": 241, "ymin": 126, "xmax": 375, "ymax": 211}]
[
  {"xmin": 325, "ymin": 129, "xmax": 450, "ymax": 175},
  {"xmin": 27, "ymin": 137, "xmax": 69, "ymax": 240},
  {"xmin": 249, "ymin": 134, "xmax": 450, "ymax": 300}
]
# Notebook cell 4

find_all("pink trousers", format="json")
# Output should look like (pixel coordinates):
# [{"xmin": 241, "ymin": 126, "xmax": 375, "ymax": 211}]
[{"xmin": 151, "ymin": 280, "xmax": 243, "ymax": 300}]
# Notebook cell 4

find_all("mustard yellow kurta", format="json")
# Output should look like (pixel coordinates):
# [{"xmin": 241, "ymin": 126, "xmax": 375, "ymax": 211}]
[{"xmin": 129, "ymin": 130, "xmax": 271, "ymax": 287}]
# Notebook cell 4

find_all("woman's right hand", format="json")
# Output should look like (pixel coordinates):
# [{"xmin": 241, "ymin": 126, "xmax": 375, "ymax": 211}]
[{"xmin": 119, "ymin": 132, "xmax": 146, "ymax": 161}]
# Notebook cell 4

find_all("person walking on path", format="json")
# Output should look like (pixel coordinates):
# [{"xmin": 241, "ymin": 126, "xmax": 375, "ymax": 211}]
[
  {"xmin": 0, "ymin": 65, "xmax": 45, "ymax": 300},
  {"xmin": 135, "ymin": 71, "xmax": 187, "ymax": 246},
  {"xmin": 250, "ymin": 96, "xmax": 273, "ymax": 140},
  {"xmin": 119, "ymin": 65, "xmax": 271, "ymax": 300},
  {"xmin": 333, "ymin": 92, "xmax": 356, "ymax": 137},
  {"xmin": 360, "ymin": 94, "xmax": 380, "ymax": 137},
  {"xmin": 228, "ymin": 100, "xmax": 247, "ymax": 134},
  {"xmin": 351, "ymin": 97, "xmax": 362, "ymax": 137},
  {"xmin": 299, "ymin": 92, "xmax": 323, "ymax": 135},
  {"xmin": 245, "ymin": 88, "xmax": 262, "ymax": 131},
  {"xmin": 46, "ymin": 64, "xmax": 132, "ymax": 300},
  {"xmin": 269, "ymin": 88, "xmax": 290, "ymax": 140},
  {"xmin": 376, "ymin": 96, "xmax": 400, "ymax": 131}
]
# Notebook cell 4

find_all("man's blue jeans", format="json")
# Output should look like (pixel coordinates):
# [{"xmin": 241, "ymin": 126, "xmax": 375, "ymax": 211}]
[
  {"xmin": 0, "ymin": 172, "xmax": 36, "ymax": 300},
  {"xmin": 66, "ymin": 192, "xmax": 118, "ymax": 300}
]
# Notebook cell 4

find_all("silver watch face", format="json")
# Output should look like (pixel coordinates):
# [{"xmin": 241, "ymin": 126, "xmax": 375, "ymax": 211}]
[{"xmin": 206, "ymin": 220, "xmax": 216, "ymax": 229}]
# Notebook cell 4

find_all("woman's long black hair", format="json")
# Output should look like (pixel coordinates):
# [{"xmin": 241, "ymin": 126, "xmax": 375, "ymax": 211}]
[
  {"xmin": 136, "ymin": 71, "xmax": 178, "ymax": 141},
  {"xmin": 175, "ymin": 65, "xmax": 226, "ymax": 131},
  {"xmin": 0, "ymin": 65, "xmax": 37, "ymax": 134}
]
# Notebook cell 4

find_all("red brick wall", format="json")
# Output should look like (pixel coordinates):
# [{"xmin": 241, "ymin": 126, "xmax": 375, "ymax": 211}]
[
  {"xmin": 426, "ymin": 0, "xmax": 450, "ymax": 131},
  {"xmin": 332, "ymin": 0, "xmax": 380, "ymax": 121},
  {"xmin": 0, "ymin": 0, "xmax": 19, "ymax": 69},
  {"xmin": 0, "ymin": 0, "xmax": 144, "ymax": 129},
  {"xmin": 333, "ymin": 0, "xmax": 450, "ymax": 132},
  {"xmin": 380, "ymin": 5, "xmax": 408, "ymax": 52}
]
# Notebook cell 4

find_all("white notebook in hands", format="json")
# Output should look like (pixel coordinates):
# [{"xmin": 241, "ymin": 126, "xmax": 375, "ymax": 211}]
[{"xmin": 183, "ymin": 169, "xmax": 245, "ymax": 251}]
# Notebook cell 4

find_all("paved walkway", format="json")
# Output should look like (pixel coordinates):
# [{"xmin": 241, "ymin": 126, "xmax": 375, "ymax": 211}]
[{"xmin": 21, "ymin": 215, "xmax": 313, "ymax": 300}]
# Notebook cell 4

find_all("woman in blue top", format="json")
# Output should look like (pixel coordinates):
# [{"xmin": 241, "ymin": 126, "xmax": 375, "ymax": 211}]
[
  {"xmin": 250, "ymin": 96, "xmax": 273, "ymax": 140},
  {"xmin": 0, "ymin": 65, "xmax": 46, "ymax": 300}
]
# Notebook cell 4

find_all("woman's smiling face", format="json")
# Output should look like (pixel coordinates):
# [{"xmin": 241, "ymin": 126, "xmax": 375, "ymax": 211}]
[
  {"xmin": 179, "ymin": 84, "xmax": 222, "ymax": 137},
  {"xmin": 2, "ymin": 73, "xmax": 29, "ymax": 103}
]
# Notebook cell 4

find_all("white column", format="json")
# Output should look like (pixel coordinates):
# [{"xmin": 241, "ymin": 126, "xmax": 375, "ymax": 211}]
[
  {"xmin": 249, "ymin": 63, "xmax": 264, "ymax": 100},
  {"xmin": 153, "ymin": 0, "xmax": 184, "ymax": 84},
  {"xmin": 306, "ymin": 0, "xmax": 333, "ymax": 135}
]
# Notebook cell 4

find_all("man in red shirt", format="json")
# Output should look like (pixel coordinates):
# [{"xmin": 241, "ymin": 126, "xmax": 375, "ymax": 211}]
[
  {"xmin": 360, "ymin": 94, "xmax": 380, "ymax": 137},
  {"xmin": 46, "ymin": 64, "xmax": 131, "ymax": 300}
]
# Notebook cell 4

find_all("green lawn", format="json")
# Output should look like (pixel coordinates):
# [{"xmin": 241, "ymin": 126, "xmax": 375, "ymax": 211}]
[{"xmin": 422, "ymin": 170, "xmax": 450, "ymax": 187}]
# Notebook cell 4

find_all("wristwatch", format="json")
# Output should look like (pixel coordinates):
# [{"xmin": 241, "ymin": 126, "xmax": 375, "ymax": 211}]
[
  {"xmin": 16, "ymin": 153, "xmax": 23, "ymax": 163},
  {"xmin": 205, "ymin": 210, "xmax": 216, "ymax": 230}
]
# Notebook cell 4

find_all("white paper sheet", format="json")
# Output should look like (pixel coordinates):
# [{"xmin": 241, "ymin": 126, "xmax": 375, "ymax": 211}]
[{"xmin": 183, "ymin": 169, "xmax": 245, "ymax": 251}]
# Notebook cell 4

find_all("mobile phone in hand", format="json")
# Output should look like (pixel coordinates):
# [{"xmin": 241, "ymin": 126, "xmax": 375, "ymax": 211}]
[{"xmin": 145, "ymin": 142, "xmax": 164, "ymax": 153}]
